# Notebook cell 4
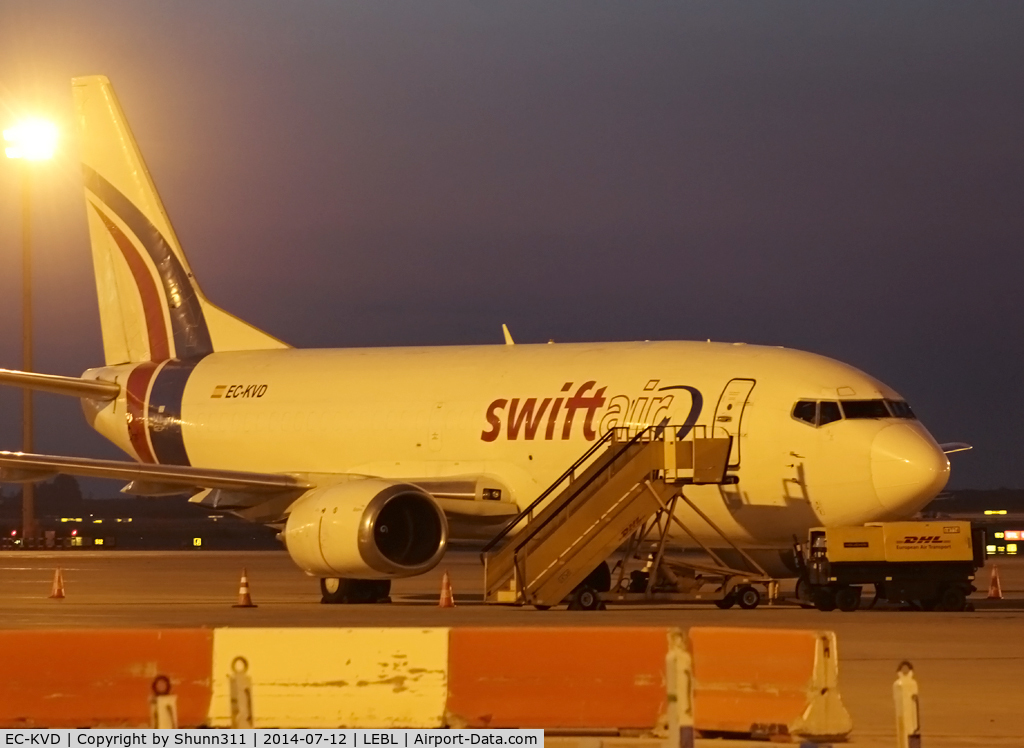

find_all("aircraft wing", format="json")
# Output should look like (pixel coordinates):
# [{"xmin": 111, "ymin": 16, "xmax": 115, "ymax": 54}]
[
  {"xmin": 0, "ymin": 368, "xmax": 119, "ymax": 400},
  {"xmin": 0, "ymin": 450, "xmax": 310, "ymax": 495},
  {"xmin": 0, "ymin": 449, "xmax": 516, "ymax": 526}
]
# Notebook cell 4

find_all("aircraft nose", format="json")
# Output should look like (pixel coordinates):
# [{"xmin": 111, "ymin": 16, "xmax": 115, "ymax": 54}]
[{"xmin": 871, "ymin": 424, "xmax": 950, "ymax": 514}]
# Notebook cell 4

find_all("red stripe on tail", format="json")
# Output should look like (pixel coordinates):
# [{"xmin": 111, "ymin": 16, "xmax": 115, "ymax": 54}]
[{"xmin": 90, "ymin": 204, "xmax": 171, "ymax": 361}]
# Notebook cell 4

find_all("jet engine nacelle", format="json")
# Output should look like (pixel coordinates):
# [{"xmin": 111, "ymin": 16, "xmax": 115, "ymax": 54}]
[{"xmin": 283, "ymin": 479, "xmax": 448, "ymax": 579}]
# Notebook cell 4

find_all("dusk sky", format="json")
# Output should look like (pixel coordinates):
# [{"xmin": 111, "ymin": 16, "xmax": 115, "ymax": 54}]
[{"xmin": 0, "ymin": 3, "xmax": 1021, "ymax": 490}]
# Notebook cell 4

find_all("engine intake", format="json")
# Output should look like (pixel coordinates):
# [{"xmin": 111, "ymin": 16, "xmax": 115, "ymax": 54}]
[
  {"xmin": 284, "ymin": 479, "xmax": 448, "ymax": 578},
  {"xmin": 362, "ymin": 486, "xmax": 446, "ymax": 571}
]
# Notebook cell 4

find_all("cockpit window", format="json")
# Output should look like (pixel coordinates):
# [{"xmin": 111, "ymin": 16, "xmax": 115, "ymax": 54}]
[
  {"xmin": 819, "ymin": 401, "xmax": 842, "ymax": 425},
  {"xmin": 841, "ymin": 400, "xmax": 892, "ymax": 419},
  {"xmin": 792, "ymin": 401, "xmax": 817, "ymax": 425},
  {"xmin": 792, "ymin": 398, "xmax": 915, "ymax": 427},
  {"xmin": 887, "ymin": 399, "xmax": 916, "ymax": 419}
]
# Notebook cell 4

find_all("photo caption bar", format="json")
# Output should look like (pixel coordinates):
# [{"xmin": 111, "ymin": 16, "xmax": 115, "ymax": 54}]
[{"xmin": 0, "ymin": 730, "xmax": 543, "ymax": 747}]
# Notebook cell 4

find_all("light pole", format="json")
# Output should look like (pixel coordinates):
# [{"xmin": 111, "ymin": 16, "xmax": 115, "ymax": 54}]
[{"xmin": 4, "ymin": 119, "xmax": 57, "ymax": 544}]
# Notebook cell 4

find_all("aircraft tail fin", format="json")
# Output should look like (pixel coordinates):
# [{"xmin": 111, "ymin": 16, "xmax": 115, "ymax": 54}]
[{"xmin": 72, "ymin": 75, "xmax": 287, "ymax": 365}]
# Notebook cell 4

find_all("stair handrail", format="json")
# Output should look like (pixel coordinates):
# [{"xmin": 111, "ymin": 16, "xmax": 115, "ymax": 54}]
[
  {"xmin": 480, "ymin": 424, "xmax": 657, "ymax": 559},
  {"xmin": 479, "ymin": 428, "xmax": 615, "ymax": 556}
]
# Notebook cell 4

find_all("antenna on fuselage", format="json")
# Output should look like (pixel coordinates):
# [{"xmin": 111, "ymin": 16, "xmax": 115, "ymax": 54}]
[{"xmin": 502, "ymin": 324, "xmax": 515, "ymax": 346}]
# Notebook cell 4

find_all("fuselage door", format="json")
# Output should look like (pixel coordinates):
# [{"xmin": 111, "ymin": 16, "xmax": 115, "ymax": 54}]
[{"xmin": 713, "ymin": 378, "xmax": 756, "ymax": 468}]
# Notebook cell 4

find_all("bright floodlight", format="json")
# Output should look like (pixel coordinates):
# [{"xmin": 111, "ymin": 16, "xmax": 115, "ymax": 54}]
[{"xmin": 4, "ymin": 119, "xmax": 58, "ymax": 160}]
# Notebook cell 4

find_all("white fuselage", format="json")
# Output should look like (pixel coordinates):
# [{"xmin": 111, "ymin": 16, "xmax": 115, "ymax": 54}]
[{"xmin": 82, "ymin": 339, "xmax": 950, "ymax": 552}]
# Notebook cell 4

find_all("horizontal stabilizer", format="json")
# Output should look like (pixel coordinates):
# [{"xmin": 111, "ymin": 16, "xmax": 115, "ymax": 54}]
[
  {"xmin": 0, "ymin": 451, "xmax": 311, "ymax": 494},
  {"xmin": 0, "ymin": 369, "xmax": 119, "ymax": 400},
  {"xmin": 940, "ymin": 442, "xmax": 973, "ymax": 454}
]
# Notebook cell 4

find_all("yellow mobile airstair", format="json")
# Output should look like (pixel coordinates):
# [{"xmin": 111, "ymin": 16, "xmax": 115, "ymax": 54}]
[{"xmin": 481, "ymin": 425, "xmax": 778, "ymax": 610}]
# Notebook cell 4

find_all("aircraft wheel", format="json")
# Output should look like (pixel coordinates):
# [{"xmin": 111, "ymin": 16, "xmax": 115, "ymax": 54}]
[
  {"xmin": 813, "ymin": 588, "xmax": 837, "ymax": 612},
  {"xmin": 714, "ymin": 594, "xmax": 736, "ymax": 609},
  {"xmin": 320, "ymin": 578, "xmax": 391, "ymax": 604},
  {"xmin": 320, "ymin": 577, "xmax": 344, "ymax": 603},
  {"xmin": 835, "ymin": 586, "xmax": 861, "ymax": 612},
  {"xmin": 737, "ymin": 585, "xmax": 761, "ymax": 610}
]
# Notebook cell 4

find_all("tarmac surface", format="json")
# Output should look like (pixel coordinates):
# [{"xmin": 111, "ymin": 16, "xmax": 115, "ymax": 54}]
[{"xmin": 2, "ymin": 549, "xmax": 1023, "ymax": 747}]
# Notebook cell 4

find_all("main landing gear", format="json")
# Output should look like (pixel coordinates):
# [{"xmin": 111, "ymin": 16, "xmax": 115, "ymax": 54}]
[{"xmin": 320, "ymin": 578, "xmax": 391, "ymax": 604}]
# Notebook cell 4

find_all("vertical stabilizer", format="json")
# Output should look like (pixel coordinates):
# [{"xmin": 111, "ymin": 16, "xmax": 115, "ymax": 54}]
[{"xmin": 73, "ymin": 75, "xmax": 287, "ymax": 364}]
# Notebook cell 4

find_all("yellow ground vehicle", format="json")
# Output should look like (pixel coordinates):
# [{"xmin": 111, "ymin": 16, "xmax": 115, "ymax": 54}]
[{"xmin": 798, "ymin": 521, "xmax": 986, "ymax": 612}]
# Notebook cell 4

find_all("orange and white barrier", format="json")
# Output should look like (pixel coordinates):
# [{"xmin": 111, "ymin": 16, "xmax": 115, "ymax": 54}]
[
  {"xmin": 208, "ymin": 628, "xmax": 449, "ymax": 728},
  {"xmin": 0, "ymin": 629, "xmax": 213, "ymax": 728},
  {"xmin": 690, "ymin": 627, "xmax": 853, "ymax": 741},
  {"xmin": 445, "ymin": 627, "xmax": 677, "ymax": 730},
  {"xmin": 0, "ymin": 625, "xmax": 850, "ymax": 737}
]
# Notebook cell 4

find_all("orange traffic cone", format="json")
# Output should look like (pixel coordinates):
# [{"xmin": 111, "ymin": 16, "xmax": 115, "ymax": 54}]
[
  {"xmin": 439, "ymin": 570, "xmax": 455, "ymax": 608},
  {"xmin": 987, "ymin": 564, "xmax": 1003, "ymax": 600},
  {"xmin": 49, "ymin": 567, "xmax": 65, "ymax": 599},
  {"xmin": 232, "ymin": 568, "xmax": 257, "ymax": 608}
]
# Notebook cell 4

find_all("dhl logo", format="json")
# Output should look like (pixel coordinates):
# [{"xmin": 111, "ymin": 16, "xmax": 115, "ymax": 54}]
[{"xmin": 899, "ymin": 536, "xmax": 946, "ymax": 544}]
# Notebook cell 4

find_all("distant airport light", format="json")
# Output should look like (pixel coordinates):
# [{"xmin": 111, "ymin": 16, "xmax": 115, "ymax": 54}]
[
  {"xmin": 1005, "ymin": 531, "xmax": 1022, "ymax": 541},
  {"xmin": 987, "ymin": 544, "xmax": 997, "ymax": 554},
  {"xmin": 71, "ymin": 529, "xmax": 77, "ymax": 536},
  {"xmin": 1009, "ymin": 544, "xmax": 1018, "ymax": 554},
  {"xmin": 193, "ymin": 537, "xmax": 202, "ymax": 547},
  {"xmin": 994, "ymin": 531, "xmax": 1005, "ymax": 539},
  {"xmin": 95, "ymin": 538, "xmax": 103, "ymax": 546},
  {"xmin": 9, "ymin": 530, "xmax": 15, "ymax": 537},
  {"xmin": 984, "ymin": 510, "xmax": 1008, "ymax": 515},
  {"xmin": 3, "ymin": 119, "xmax": 57, "ymax": 160}
]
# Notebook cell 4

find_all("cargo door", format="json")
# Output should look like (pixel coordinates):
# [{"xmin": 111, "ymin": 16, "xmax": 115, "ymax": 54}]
[{"xmin": 712, "ymin": 378, "xmax": 755, "ymax": 468}]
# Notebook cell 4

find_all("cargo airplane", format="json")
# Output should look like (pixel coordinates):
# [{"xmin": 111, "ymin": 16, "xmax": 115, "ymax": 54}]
[{"xmin": 0, "ymin": 76, "xmax": 962, "ymax": 603}]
